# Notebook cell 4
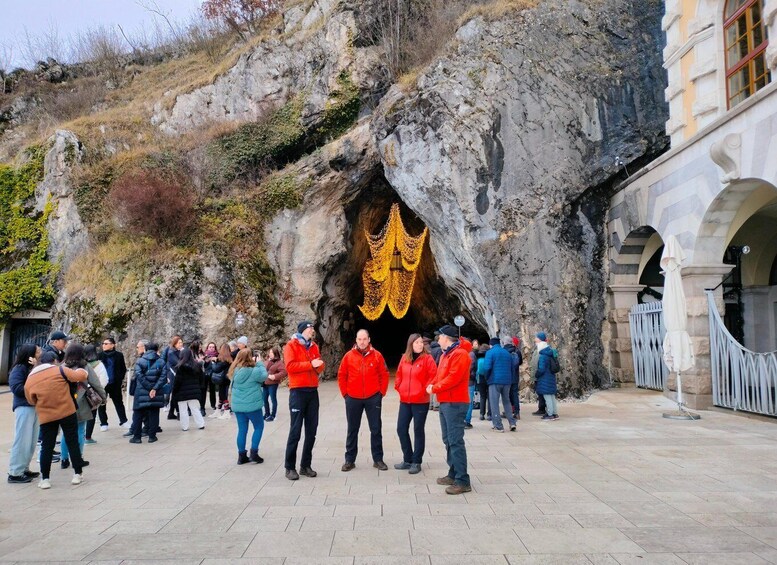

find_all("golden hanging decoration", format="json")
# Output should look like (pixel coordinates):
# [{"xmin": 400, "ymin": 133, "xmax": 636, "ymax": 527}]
[{"xmin": 359, "ymin": 204, "xmax": 428, "ymax": 321}]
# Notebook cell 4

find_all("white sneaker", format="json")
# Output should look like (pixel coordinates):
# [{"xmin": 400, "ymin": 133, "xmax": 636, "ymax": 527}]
[
  {"xmin": 208, "ymin": 411, "xmax": 220, "ymax": 419},
  {"xmin": 100, "ymin": 425, "xmax": 109, "ymax": 432},
  {"xmin": 119, "ymin": 421, "xmax": 131, "ymax": 429},
  {"xmin": 38, "ymin": 479, "xmax": 51, "ymax": 489},
  {"xmin": 163, "ymin": 404, "xmax": 169, "ymax": 412},
  {"xmin": 218, "ymin": 411, "xmax": 231, "ymax": 420},
  {"xmin": 71, "ymin": 474, "xmax": 83, "ymax": 485}
]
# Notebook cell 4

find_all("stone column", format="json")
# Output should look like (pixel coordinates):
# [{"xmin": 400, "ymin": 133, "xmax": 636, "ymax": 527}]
[
  {"xmin": 665, "ymin": 264, "xmax": 733, "ymax": 409},
  {"xmin": 606, "ymin": 284, "xmax": 644, "ymax": 386}
]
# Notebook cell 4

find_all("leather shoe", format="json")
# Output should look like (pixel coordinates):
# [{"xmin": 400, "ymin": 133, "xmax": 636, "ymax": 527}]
[
  {"xmin": 408, "ymin": 463, "xmax": 422, "ymax": 474},
  {"xmin": 445, "ymin": 483, "xmax": 472, "ymax": 495},
  {"xmin": 532, "ymin": 410, "xmax": 546, "ymax": 416},
  {"xmin": 436, "ymin": 476, "xmax": 455, "ymax": 485},
  {"xmin": 299, "ymin": 467, "xmax": 317, "ymax": 477},
  {"xmin": 128, "ymin": 437, "xmax": 142, "ymax": 444},
  {"xmin": 394, "ymin": 462, "xmax": 411, "ymax": 470},
  {"xmin": 286, "ymin": 468, "xmax": 299, "ymax": 481},
  {"xmin": 122, "ymin": 431, "xmax": 133, "ymax": 437},
  {"xmin": 373, "ymin": 461, "xmax": 388, "ymax": 471},
  {"xmin": 341, "ymin": 462, "xmax": 355, "ymax": 472}
]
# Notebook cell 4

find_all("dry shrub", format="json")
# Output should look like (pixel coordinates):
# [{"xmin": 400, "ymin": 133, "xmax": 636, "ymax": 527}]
[{"xmin": 108, "ymin": 169, "xmax": 196, "ymax": 242}]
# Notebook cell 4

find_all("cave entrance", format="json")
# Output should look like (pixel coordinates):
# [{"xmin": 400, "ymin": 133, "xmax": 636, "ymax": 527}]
[{"xmin": 319, "ymin": 176, "xmax": 488, "ymax": 369}]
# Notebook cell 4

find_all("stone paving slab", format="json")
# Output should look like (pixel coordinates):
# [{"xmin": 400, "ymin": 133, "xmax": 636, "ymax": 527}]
[{"xmin": 3, "ymin": 383, "xmax": 777, "ymax": 563}]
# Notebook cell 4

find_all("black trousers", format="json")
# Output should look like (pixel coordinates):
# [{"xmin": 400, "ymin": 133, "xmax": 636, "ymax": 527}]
[
  {"xmin": 477, "ymin": 381, "xmax": 490, "ymax": 418},
  {"xmin": 85, "ymin": 409, "xmax": 97, "ymax": 439},
  {"xmin": 40, "ymin": 413, "xmax": 83, "ymax": 479},
  {"xmin": 98, "ymin": 381, "xmax": 128, "ymax": 425},
  {"xmin": 201, "ymin": 379, "xmax": 216, "ymax": 409},
  {"xmin": 509, "ymin": 382, "xmax": 520, "ymax": 416},
  {"xmin": 285, "ymin": 388, "xmax": 319, "ymax": 470},
  {"xmin": 537, "ymin": 392, "xmax": 546, "ymax": 413},
  {"xmin": 397, "ymin": 402, "xmax": 429, "ymax": 464},
  {"xmin": 344, "ymin": 393, "xmax": 383, "ymax": 464},
  {"xmin": 132, "ymin": 407, "xmax": 160, "ymax": 440}
]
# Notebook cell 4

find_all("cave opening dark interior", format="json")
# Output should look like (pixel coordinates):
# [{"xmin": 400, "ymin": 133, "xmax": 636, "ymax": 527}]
[{"xmin": 318, "ymin": 175, "xmax": 488, "ymax": 369}]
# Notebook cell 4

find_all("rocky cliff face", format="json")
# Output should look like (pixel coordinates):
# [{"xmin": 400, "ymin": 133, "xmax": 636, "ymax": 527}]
[{"xmin": 22, "ymin": 0, "xmax": 667, "ymax": 394}]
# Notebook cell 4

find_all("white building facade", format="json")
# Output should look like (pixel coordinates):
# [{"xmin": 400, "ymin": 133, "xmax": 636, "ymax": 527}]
[{"xmin": 607, "ymin": 0, "xmax": 777, "ymax": 410}]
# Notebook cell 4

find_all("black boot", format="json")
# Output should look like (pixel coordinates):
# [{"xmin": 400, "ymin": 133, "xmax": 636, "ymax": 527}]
[
  {"xmin": 237, "ymin": 451, "xmax": 249, "ymax": 465},
  {"xmin": 250, "ymin": 449, "xmax": 263, "ymax": 464}
]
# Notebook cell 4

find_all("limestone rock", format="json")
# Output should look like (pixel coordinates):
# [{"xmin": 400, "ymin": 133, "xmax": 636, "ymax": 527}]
[{"xmin": 35, "ymin": 130, "xmax": 89, "ymax": 271}]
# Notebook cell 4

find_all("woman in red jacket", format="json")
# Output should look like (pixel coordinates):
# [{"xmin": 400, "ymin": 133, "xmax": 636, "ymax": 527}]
[{"xmin": 394, "ymin": 333, "xmax": 437, "ymax": 474}]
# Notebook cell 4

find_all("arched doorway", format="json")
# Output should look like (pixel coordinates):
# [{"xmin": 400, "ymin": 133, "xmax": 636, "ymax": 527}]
[{"xmin": 317, "ymin": 178, "xmax": 488, "ymax": 368}]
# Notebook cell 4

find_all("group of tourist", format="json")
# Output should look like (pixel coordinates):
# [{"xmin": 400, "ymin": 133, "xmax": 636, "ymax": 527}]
[{"xmin": 7, "ymin": 320, "xmax": 560, "ymax": 496}]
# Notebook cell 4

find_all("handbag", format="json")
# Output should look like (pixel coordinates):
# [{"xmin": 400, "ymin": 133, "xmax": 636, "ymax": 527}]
[{"xmin": 79, "ymin": 382, "xmax": 104, "ymax": 410}]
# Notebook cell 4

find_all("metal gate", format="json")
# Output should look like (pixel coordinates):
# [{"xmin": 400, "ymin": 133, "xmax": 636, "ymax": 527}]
[
  {"xmin": 708, "ymin": 291, "xmax": 777, "ymax": 415},
  {"xmin": 629, "ymin": 301, "xmax": 668, "ymax": 390},
  {"xmin": 9, "ymin": 320, "xmax": 51, "ymax": 365}
]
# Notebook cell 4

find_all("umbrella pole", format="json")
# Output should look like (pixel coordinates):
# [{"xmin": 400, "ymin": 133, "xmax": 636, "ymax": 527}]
[{"xmin": 663, "ymin": 369, "xmax": 701, "ymax": 420}]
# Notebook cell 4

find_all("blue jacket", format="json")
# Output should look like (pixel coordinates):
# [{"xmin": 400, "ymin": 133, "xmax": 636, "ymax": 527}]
[
  {"xmin": 132, "ymin": 351, "xmax": 167, "ymax": 409},
  {"xmin": 9, "ymin": 364, "xmax": 32, "ymax": 411},
  {"xmin": 482, "ymin": 344, "xmax": 513, "ymax": 385},
  {"xmin": 230, "ymin": 365, "xmax": 268, "ymax": 413},
  {"xmin": 535, "ymin": 347, "xmax": 557, "ymax": 395},
  {"xmin": 504, "ymin": 344, "xmax": 523, "ymax": 385}
]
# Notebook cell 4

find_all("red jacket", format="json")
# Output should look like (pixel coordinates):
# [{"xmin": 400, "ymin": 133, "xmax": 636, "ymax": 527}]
[
  {"xmin": 283, "ymin": 337, "xmax": 325, "ymax": 389},
  {"xmin": 395, "ymin": 352, "xmax": 437, "ymax": 404},
  {"xmin": 337, "ymin": 345, "xmax": 389, "ymax": 399},
  {"xmin": 431, "ymin": 339, "xmax": 472, "ymax": 403}
]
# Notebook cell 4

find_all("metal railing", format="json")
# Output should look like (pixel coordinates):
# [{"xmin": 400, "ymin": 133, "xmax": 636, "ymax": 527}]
[
  {"xmin": 708, "ymin": 290, "xmax": 777, "ymax": 415},
  {"xmin": 629, "ymin": 300, "xmax": 668, "ymax": 390}
]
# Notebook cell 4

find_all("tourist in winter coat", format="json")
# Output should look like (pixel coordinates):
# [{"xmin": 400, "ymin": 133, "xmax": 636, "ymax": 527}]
[
  {"xmin": 164, "ymin": 335, "xmax": 183, "ymax": 419},
  {"xmin": 60, "ymin": 344, "xmax": 107, "ymax": 469},
  {"xmin": 98, "ymin": 337, "xmax": 129, "ymax": 431},
  {"xmin": 337, "ymin": 329, "xmax": 390, "ymax": 472},
  {"xmin": 466, "ymin": 344, "xmax": 478, "ymax": 428},
  {"xmin": 426, "ymin": 325, "xmax": 473, "ymax": 495},
  {"xmin": 475, "ymin": 344, "xmax": 490, "ymax": 420},
  {"xmin": 129, "ymin": 342, "xmax": 167, "ymax": 444},
  {"xmin": 24, "ymin": 350, "xmax": 89, "ymax": 489},
  {"xmin": 229, "ymin": 348, "xmax": 268, "ymax": 464},
  {"xmin": 173, "ymin": 348, "xmax": 206, "ymax": 431},
  {"xmin": 7, "ymin": 344, "xmax": 42, "ymax": 484},
  {"xmin": 202, "ymin": 342, "xmax": 219, "ymax": 410},
  {"xmin": 504, "ymin": 340, "xmax": 523, "ymax": 420},
  {"xmin": 394, "ymin": 333, "xmax": 437, "ymax": 474},
  {"xmin": 534, "ymin": 332, "xmax": 559, "ymax": 420},
  {"xmin": 263, "ymin": 346, "xmax": 286, "ymax": 421},
  {"xmin": 208, "ymin": 344, "xmax": 232, "ymax": 416},
  {"xmin": 283, "ymin": 321, "xmax": 325, "ymax": 480},
  {"xmin": 482, "ymin": 338, "xmax": 517, "ymax": 432},
  {"xmin": 428, "ymin": 335, "xmax": 443, "ymax": 410},
  {"xmin": 84, "ymin": 345, "xmax": 108, "ymax": 444},
  {"xmin": 42, "ymin": 330, "xmax": 68, "ymax": 364}
]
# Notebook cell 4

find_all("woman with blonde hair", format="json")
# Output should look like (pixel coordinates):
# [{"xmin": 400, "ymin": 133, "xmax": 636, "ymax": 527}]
[{"xmin": 229, "ymin": 348, "xmax": 268, "ymax": 464}]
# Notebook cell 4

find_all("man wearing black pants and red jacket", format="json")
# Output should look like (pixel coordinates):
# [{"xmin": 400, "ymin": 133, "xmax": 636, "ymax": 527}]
[
  {"xmin": 98, "ymin": 337, "xmax": 129, "ymax": 431},
  {"xmin": 337, "ymin": 329, "xmax": 390, "ymax": 472}
]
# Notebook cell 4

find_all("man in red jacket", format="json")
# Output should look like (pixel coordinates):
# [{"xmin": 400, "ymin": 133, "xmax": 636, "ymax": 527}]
[
  {"xmin": 283, "ymin": 321, "xmax": 325, "ymax": 481},
  {"xmin": 426, "ymin": 324, "xmax": 472, "ymax": 494},
  {"xmin": 338, "ymin": 329, "xmax": 390, "ymax": 471}
]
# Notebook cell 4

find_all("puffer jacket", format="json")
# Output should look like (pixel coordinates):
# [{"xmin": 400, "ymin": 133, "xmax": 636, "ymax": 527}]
[
  {"xmin": 74, "ymin": 364, "xmax": 107, "ymax": 422},
  {"xmin": 230, "ymin": 365, "xmax": 268, "ymax": 413},
  {"xmin": 535, "ymin": 347, "xmax": 558, "ymax": 395},
  {"xmin": 210, "ymin": 360, "xmax": 230, "ymax": 385},
  {"xmin": 395, "ymin": 352, "xmax": 437, "ymax": 404},
  {"xmin": 429, "ymin": 341, "xmax": 442, "ymax": 365},
  {"xmin": 173, "ymin": 364, "xmax": 204, "ymax": 402},
  {"xmin": 132, "ymin": 351, "xmax": 167, "ymax": 409},
  {"xmin": 337, "ymin": 345, "xmax": 390, "ymax": 399},
  {"xmin": 482, "ymin": 344, "xmax": 514, "ymax": 385},
  {"xmin": 430, "ymin": 339, "xmax": 473, "ymax": 403}
]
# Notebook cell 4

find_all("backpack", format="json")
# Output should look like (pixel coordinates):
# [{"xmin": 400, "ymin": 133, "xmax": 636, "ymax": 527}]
[{"xmin": 549, "ymin": 348, "xmax": 561, "ymax": 374}]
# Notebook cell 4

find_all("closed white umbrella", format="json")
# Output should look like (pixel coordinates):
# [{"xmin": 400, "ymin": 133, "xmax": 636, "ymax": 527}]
[{"xmin": 660, "ymin": 235, "xmax": 699, "ymax": 419}]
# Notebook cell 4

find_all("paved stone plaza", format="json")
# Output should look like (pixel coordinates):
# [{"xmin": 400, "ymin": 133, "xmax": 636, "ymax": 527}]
[{"xmin": 3, "ymin": 382, "xmax": 777, "ymax": 564}]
